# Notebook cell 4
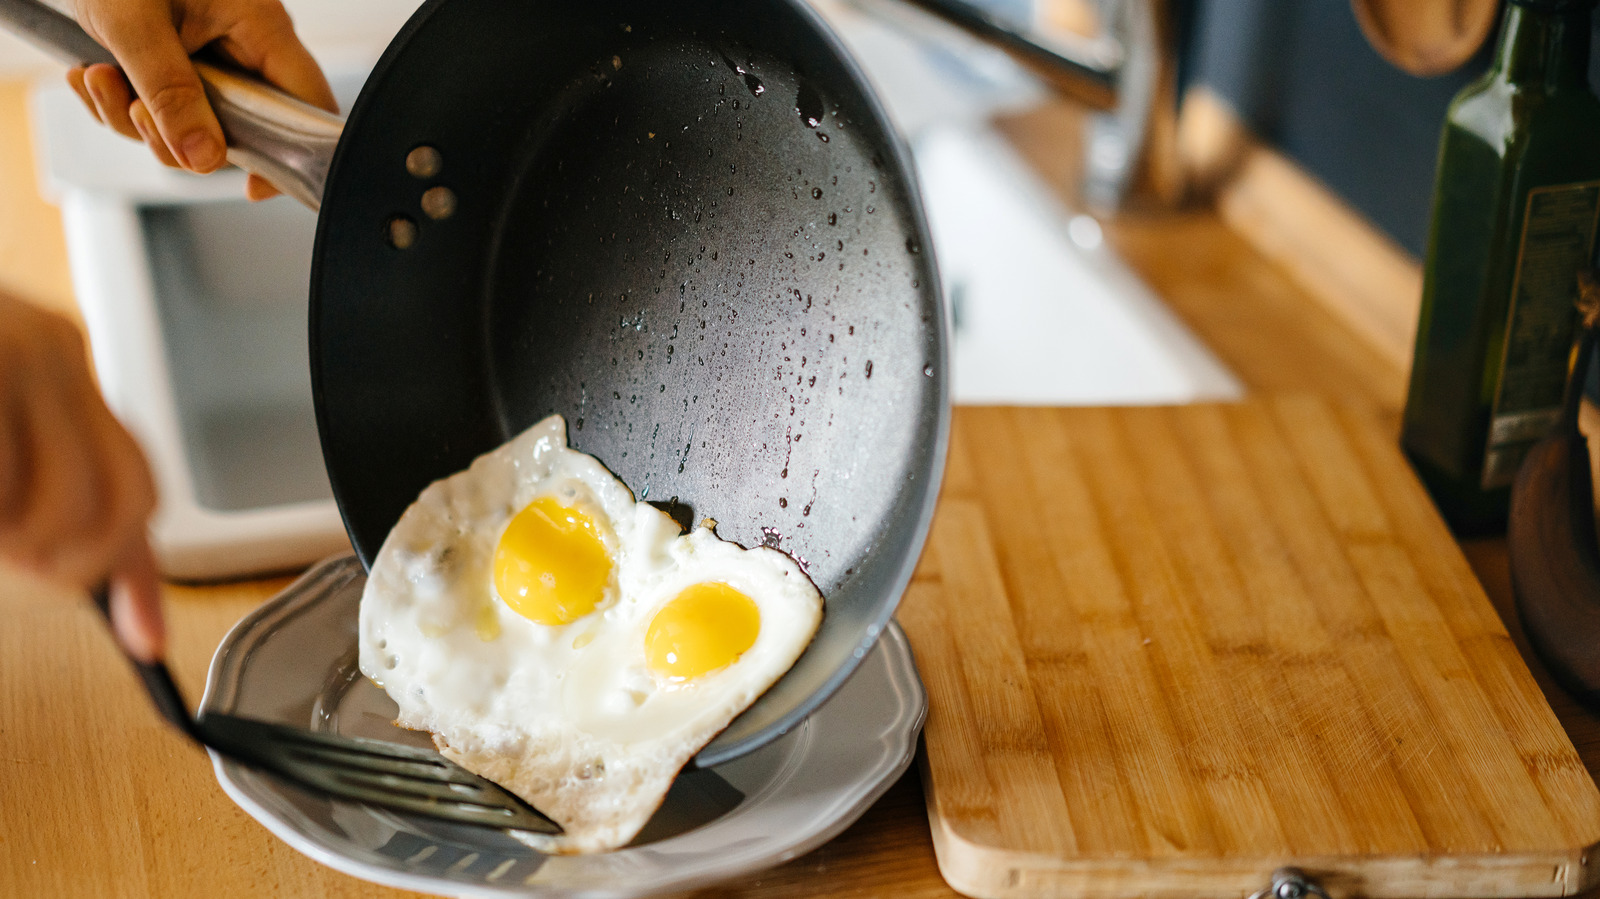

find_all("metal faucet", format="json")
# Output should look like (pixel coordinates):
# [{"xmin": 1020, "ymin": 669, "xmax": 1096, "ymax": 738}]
[{"xmin": 897, "ymin": 0, "xmax": 1181, "ymax": 211}]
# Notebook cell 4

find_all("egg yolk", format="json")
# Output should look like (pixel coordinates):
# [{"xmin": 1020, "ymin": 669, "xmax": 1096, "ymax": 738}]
[
  {"xmin": 493, "ymin": 496, "xmax": 610, "ymax": 625},
  {"xmin": 645, "ymin": 582, "xmax": 761, "ymax": 681}
]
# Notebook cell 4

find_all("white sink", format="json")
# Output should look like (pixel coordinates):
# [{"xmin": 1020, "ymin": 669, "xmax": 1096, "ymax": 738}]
[
  {"xmin": 917, "ymin": 124, "xmax": 1239, "ymax": 404},
  {"xmin": 816, "ymin": 0, "xmax": 1241, "ymax": 405}
]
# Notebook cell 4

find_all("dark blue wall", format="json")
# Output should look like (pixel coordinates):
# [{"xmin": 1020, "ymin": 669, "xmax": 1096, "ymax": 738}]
[{"xmin": 1186, "ymin": 1, "xmax": 1599, "ymax": 258}]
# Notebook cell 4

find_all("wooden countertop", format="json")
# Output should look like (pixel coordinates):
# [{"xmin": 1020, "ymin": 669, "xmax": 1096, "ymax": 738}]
[{"xmin": 2, "ymin": 77, "xmax": 1596, "ymax": 899}]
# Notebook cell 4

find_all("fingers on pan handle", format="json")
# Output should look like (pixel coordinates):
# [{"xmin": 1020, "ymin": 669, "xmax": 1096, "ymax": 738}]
[{"xmin": 90, "ymin": 582, "xmax": 201, "ymax": 742}]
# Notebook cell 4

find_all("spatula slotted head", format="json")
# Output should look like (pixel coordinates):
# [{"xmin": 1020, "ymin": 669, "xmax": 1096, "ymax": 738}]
[{"xmin": 196, "ymin": 713, "xmax": 562, "ymax": 834}]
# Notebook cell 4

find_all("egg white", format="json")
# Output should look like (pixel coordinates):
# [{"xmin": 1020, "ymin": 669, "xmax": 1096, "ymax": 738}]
[{"xmin": 358, "ymin": 414, "xmax": 823, "ymax": 853}]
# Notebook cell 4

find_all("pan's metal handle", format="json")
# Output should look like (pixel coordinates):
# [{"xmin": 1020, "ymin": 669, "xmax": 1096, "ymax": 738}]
[
  {"xmin": 0, "ymin": 0, "xmax": 342, "ymax": 210},
  {"xmin": 0, "ymin": 0, "xmax": 113, "ymax": 67},
  {"xmin": 193, "ymin": 60, "xmax": 343, "ymax": 210}
]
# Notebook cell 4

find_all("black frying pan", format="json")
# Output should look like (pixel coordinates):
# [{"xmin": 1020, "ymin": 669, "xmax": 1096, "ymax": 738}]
[{"xmin": 4, "ymin": 0, "xmax": 947, "ymax": 767}]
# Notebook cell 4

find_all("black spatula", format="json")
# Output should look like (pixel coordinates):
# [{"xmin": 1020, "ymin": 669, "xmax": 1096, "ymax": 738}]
[{"xmin": 92, "ymin": 585, "xmax": 561, "ymax": 834}]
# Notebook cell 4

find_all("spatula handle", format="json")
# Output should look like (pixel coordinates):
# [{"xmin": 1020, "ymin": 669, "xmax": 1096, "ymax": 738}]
[
  {"xmin": 89, "ymin": 584, "xmax": 200, "ymax": 744},
  {"xmin": 0, "ymin": 0, "xmax": 343, "ymax": 210}
]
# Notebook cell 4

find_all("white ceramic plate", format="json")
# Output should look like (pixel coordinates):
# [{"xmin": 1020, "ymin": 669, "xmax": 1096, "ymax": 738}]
[{"xmin": 201, "ymin": 556, "xmax": 926, "ymax": 898}]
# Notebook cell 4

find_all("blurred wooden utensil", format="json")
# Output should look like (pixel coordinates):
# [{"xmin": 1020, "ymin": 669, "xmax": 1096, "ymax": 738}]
[{"xmin": 1352, "ymin": 0, "xmax": 1500, "ymax": 75}]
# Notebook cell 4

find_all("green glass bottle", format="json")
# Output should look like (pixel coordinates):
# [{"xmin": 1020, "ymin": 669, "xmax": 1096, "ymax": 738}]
[{"xmin": 1402, "ymin": 0, "xmax": 1600, "ymax": 535}]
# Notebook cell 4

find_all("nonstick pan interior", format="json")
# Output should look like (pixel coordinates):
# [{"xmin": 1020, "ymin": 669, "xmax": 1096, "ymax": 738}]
[{"xmin": 311, "ymin": 0, "xmax": 946, "ymax": 765}]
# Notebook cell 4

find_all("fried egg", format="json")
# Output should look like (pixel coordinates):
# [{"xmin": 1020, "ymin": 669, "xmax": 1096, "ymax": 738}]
[{"xmin": 358, "ymin": 414, "xmax": 823, "ymax": 853}]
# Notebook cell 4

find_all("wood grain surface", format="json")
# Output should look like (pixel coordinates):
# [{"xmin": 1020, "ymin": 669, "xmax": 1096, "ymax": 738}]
[{"xmin": 900, "ymin": 401, "xmax": 1600, "ymax": 899}]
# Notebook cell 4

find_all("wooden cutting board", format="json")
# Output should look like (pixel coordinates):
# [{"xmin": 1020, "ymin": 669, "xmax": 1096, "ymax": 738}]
[{"xmin": 898, "ymin": 399, "xmax": 1600, "ymax": 899}]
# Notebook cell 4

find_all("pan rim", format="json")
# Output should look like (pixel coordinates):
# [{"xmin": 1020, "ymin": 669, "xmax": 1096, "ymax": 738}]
[
  {"xmin": 690, "ymin": 0, "xmax": 950, "ymax": 768},
  {"xmin": 307, "ymin": 0, "xmax": 951, "ymax": 769},
  {"xmin": 307, "ymin": 0, "xmax": 453, "ymax": 560}
]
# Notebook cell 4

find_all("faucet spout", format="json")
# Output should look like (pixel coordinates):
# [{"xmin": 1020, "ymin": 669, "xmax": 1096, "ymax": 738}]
[
  {"xmin": 898, "ymin": 0, "xmax": 1123, "ymax": 110},
  {"xmin": 895, "ymin": 0, "xmax": 1181, "ymax": 212}
]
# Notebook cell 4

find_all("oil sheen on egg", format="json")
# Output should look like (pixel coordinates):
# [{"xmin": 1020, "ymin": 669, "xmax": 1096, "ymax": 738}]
[{"xmin": 358, "ymin": 414, "xmax": 824, "ymax": 854}]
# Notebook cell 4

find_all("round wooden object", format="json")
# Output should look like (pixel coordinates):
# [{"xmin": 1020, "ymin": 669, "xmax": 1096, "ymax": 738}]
[{"xmin": 1352, "ymin": 0, "xmax": 1500, "ymax": 76}]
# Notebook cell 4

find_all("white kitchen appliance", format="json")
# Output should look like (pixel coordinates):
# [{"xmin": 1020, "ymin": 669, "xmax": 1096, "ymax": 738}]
[{"xmin": 31, "ymin": 79, "xmax": 362, "ymax": 579}]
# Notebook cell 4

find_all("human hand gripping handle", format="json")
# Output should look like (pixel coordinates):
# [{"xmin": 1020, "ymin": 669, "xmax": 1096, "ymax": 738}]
[{"xmin": 0, "ymin": 0, "xmax": 344, "ymax": 209}]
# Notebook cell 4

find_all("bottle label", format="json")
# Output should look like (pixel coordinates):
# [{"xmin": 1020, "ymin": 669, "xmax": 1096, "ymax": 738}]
[{"xmin": 1482, "ymin": 179, "xmax": 1600, "ymax": 489}]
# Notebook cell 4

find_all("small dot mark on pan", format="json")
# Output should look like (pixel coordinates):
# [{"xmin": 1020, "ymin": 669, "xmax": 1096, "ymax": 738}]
[
  {"xmin": 406, "ymin": 145, "xmax": 442, "ymax": 178},
  {"xmin": 422, "ymin": 186, "xmax": 457, "ymax": 220},
  {"xmin": 386, "ymin": 215, "xmax": 418, "ymax": 250}
]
